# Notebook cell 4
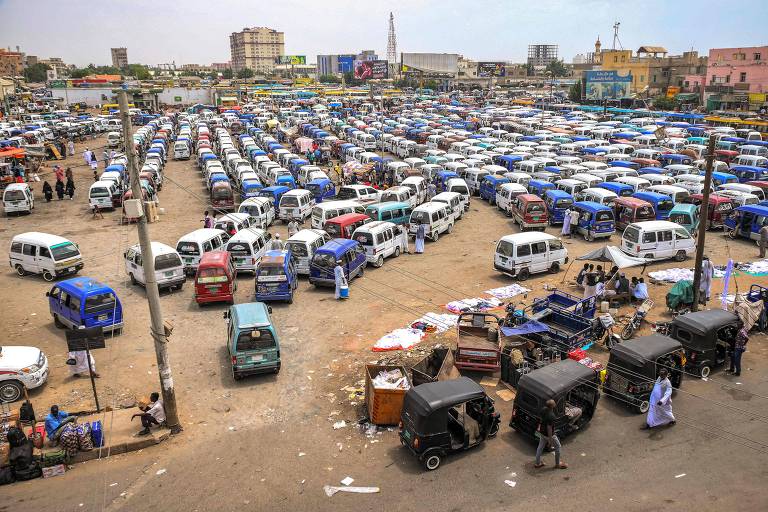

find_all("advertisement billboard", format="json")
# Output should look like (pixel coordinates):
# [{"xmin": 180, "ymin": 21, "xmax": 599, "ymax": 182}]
[
  {"xmin": 338, "ymin": 55, "xmax": 354, "ymax": 73},
  {"xmin": 477, "ymin": 62, "xmax": 505, "ymax": 77},
  {"xmin": 584, "ymin": 70, "xmax": 632, "ymax": 100},
  {"xmin": 354, "ymin": 60, "xmax": 388, "ymax": 80},
  {"xmin": 275, "ymin": 55, "xmax": 307, "ymax": 65}
]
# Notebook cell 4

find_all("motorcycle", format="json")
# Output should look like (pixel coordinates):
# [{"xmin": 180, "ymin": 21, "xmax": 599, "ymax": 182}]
[{"xmin": 620, "ymin": 299, "xmax": 654, "ymax": 340}]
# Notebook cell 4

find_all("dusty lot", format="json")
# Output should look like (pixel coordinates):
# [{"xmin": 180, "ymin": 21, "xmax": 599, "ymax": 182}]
[{"xmin": 3, "ymin": 136, "xmax": 768, "ymax": 511}]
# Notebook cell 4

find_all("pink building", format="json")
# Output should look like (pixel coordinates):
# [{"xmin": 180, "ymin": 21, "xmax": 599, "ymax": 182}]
[{"xmin": 707, "ymin": 46, "xmax": 768, "ymax": 93}]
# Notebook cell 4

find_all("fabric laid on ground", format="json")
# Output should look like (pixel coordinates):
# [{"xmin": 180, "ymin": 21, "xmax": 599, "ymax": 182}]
[
  {"xmin": 445, "ymin": 297, "xmax": 503, "ymax": 314},
  {"xmin": 411, "ymin": 312, "xmax": 459, "ymax": 333},
  {"xmin": 484, "ymin": 284, "xmax": 531, "ymax": 299},
  {"xmin": 738, "ymin": 259, "xmax": 768, "ymax": 275},
  {"xmin": 648, "ymin": 267, "xmax": 725, "ymax": 283},
  {"xmin": 372, "ymin": 328, "xmax": 425, "ymax": 352}
]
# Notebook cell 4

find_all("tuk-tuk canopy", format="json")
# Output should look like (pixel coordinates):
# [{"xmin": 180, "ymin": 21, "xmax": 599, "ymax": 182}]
[
  {"xmin": 516, "ymin": 359, "xmax": 596, "ymax": 401},
  {"xmin": 404, "ymin": 377, "xmax": 485, "ymax": 419},
  {"xmin": 672, "ymin": 309, "xmax": 740, "ymax": 337},
  {"xmin": 609, "ymin": 335, "xmax": 682, "ymax": 369}
]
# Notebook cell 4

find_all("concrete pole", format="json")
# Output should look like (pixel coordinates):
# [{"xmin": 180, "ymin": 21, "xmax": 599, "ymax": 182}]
[
  {"xmin": 118, "ymin": 90, "xmax": 182, "ymax": 434},
  {"xmin": 691, "ymin": 136, "xmax": 717, "ymax": 311}
]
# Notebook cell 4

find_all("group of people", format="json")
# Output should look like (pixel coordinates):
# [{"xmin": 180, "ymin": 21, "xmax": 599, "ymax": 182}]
[
  {"xmin": 576, "ymin": 263, "xmax": 649, "ymax": 303},
  {"xmin": 42, "ymin": 165, "xmax": 75, "ymax": 201}
]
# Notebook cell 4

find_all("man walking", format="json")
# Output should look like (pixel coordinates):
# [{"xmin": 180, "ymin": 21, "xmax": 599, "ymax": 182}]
[
  {"xmin": 728, "ymin": 327, "xmax": 748, "ymax": 377},
  {"xmin": 643, "ymin": 368, "xmax": 675, "ymax": 429},
  {"xmin": 287, "ymin": 219, "xmax": 300, "ymax": 238},
  {"xmin": 534, "ymin": 399, "xmax": 568, "ymax": 469}
]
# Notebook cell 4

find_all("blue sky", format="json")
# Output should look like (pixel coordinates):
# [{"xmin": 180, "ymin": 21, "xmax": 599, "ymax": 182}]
[{"xmin": 1, "ymin": 0, "xmax": 766, "ymax": 66}]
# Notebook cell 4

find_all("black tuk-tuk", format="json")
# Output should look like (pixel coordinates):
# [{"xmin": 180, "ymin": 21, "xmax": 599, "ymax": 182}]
[
  {"xmin": 399, "ymin": 377, "xmax": 501, "ymax": 471},
  {"xmin": 509, "ymin": 359, "xmax": 599, "ymax": 439},
  {"xmin": 669, "ymin": 309, "xmax": 742, "ymax": 378},
  {"xmin": 604, "ymin": 335, "xmax": 685, "ymax": 413}
]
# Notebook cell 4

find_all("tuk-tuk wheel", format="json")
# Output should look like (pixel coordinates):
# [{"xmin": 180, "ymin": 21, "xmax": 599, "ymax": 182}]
[
  {"xmin": 700, "ymin": 366, "xmax": 711, "ymax": 378},
  {"xmin": 488, "ymin": 421, "xmax": 500, "ymax": 438},
  {"xmin": 424, "ymin": 453, "xmax": 442, "ymax": 471},
  {"xmin": 53, "ymin": 314, "xmax": 64, "ymax": 328},
  {"xmin": 636, "ymin": 400, "xmax": 650, "ymax": 414},
  {"xmin": 727, "ymin": 228, "xmax": 737, "ymax": 239},
  {"xmin": 517, "ymin": 268, "xmax": 530, "ymax": 281},
  {"xmin": 42, "ymin": 270, "xmax": 55, "ymax": 282},
  {"xmin": 674, "ymin": 250, "xmax": 687, "ymax": 262}
]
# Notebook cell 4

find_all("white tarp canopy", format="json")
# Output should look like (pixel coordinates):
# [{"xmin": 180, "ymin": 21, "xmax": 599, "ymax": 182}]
[{"xmin": 576, "ymin": 245, "xmax": 648, "ymax": 269}]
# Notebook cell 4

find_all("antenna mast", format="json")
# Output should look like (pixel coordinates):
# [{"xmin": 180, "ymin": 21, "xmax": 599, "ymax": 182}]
[
  {"xmin": 612, "ymin": 21, "xmax": 623, "ymax": 50},
  {"xmin": 387, "ymin": 12, "xmax": 397, "ymax": 63}
]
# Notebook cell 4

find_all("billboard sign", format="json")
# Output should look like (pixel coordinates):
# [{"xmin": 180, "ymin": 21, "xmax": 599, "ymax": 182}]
[
  {"xmin": 477, "ymin": 62, "xmax": 505, "ymax": 77},
  {"xmin": 354, "ymin": 60, "xmax": 388, "ymax": 80},
  {"xmin": 584, "ymin": 70, "xmax": 632, "ymax": 100},
  {"xmin": 338, "ymin": 55, "xmax": 354, "ymax": 73},
  {"xmin": 275, "ymin": 55, "xmax": 306, "ymax": 65}
]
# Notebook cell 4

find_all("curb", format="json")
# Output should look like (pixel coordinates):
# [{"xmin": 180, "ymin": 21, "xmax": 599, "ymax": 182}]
[{"xmin": 72, "ymin": 432, "xmax": 170, "ymax": 463}]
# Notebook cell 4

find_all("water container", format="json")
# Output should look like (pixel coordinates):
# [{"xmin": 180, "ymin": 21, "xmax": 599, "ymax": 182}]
[{"xmin": 339, "ymin": 285, "xmax": 349, "ymax": 299}]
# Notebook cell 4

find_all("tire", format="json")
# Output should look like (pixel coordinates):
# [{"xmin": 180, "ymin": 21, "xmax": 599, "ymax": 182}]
[
  {"xmin": 488, "ymin": 421, "xmax": 500, "ymax": 438},
  {"xmin": 42, "ymin": 270, "xmax": 54, "ymax": 282},
  {"xmin": 232, "ymin": 369, "xmax": 242, "ymax": 381},
  {"xmin": 375, "ymin": 255, "xmax": 384, "ymax": 268},
  {"xmin": 584, "ymin": 231, "xmax": 593, "ymax": 242},
  {"xmin": 15, "ymin": 265, "xmax": 25, "ymax": 277},
  {"xmin": 518, "ymin": 268, "xmax": 530, "ymax": 281},
  {"xmin": 433, "ymin": 231, "xmax": 439, "ymax": 242},
  {"xmin": 393, "ymin": 247, "xmax": 401, "ymax": 258},
  {"xmin": 0, "ymin": 380, "xmax": 23, "ymax": 403},
  {"xmin": 53, "ymin": 314, "xmax": 65, "ymax": 328},
  {"xmin": 636, "ymin": 400, "xmax": 650, "ymax": 414},
  {"xmin": 358, "ymin": 265, "xmax": 364, "ymax": 277},
  {"xmin": 727, "ymin": 228, "xmax": 737, "ymax": 239},
  {"xmin": 447, "ymin": 223, "xmax": 453, "ymax": 234},
  {"xmin": 700, "ymin": 365, "xmax": 711, "ymax": 378},
  {"xmin": 549, "ymin": 262, "xmax": 560, "ymax": 274},
  {"xmin": 287, "ymin": 294, "xmax": 293, "ymax": 305},
  {"xmin": 424, "ymin": 454, "xmax": 442, "ymax": 471},
  {"xmin": 621, "ymin": 323, "xmax": 635, "ymax": 340},
  {"xmin": 675, "ymin": 250, "xmax": 686, "ymax": 262},
  {"xmin": 130, "ymin": 273, "xmax": 137, "ymax": 285}
]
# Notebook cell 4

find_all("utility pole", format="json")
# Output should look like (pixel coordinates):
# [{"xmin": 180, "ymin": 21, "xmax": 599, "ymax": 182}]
[
  {"xmin": 118, "ymin": 91, "xmax": 182, "ymax": 434},
  {"xmin": 691, "ymin": 135, "xmax": 717, "ymax": 311}
]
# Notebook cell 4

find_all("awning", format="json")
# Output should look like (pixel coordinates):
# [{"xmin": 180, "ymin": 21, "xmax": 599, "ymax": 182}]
[
  {"xmin": 576, "ymin": 246, "xmax": 648, "ymax": 269},
  {"xmin": 0, "ymin": 148, "xmax": 25, "ymax": 159}
]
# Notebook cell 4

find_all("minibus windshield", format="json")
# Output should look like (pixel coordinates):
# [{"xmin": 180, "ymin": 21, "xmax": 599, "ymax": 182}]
[{"xmin": 50, "ymin": 242, "xmax": 80, "ymax": 261}]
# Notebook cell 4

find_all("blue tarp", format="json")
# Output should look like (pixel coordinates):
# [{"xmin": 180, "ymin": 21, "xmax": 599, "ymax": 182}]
[{"xmin": 501, "ymin": 320, "xmax": 551, "ymax": 337}]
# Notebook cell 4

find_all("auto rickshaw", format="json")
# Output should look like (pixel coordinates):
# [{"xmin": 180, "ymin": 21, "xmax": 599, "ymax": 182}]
[
  {"xmin": 509, "ymin": 359, "xmax": 599, "ymax": 439},
  {"xmin": 668, "ymin": 309, "xmax": 742, "ymax": 378},
  {"xmin": 399, "ymin": 377, "xmax": 501, "ymax": 471},
  {"xmin": 604, "ymin": 335, "xmax": 685, "ymax": 413}
]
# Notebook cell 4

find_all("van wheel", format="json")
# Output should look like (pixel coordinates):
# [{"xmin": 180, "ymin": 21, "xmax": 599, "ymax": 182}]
[
  {"xmin": 674, "ymin": 250, "xmax": 687, "ymax": 262},
  {"xmin": 517, "ymin": 268, "xmax": 530, "ymax": 281},
  {"xmin": 53, "ymin": 314, "xmax": 64, "ymax": 328},
  {"xmin": 636, "ymin": 400, "xmax": 650, "ymax": 414},
  {"xmin": 727, "ymin": 228, "xmax": 737, "ymax": 239},
  {"xmin": 287, "ymin": 294, "xmax": 293, "ymax": 305},
  {"xmin": 375, "ymin": 255, "xmax": 384, "ymax": 268},
  {"xmin": 358, "ymin": 265, "xmax": 365, "ymax": 277},
  {"xmin": 232, "ymin": 369, "xmax": 242, "ymax": 381},
  {"xmin": 0, "ymin": 380, "xmax": 23, "ymax": 403},
  {"xmin": 584, "ymin": 231, "xmax": 593, "ymax": 242},
  {"xmin": 15, "ymin": 265, "xmax": 26, "ymax": 277},
  {"xmin": 42, "ymin": 270, "xmax": 54, "ymax": 282},
  {"xmin": 700, "ymin": 365, "xmax": 711, "ymax": 378},
  {"xmin": 433, "ymin": 231, "xmax": 439, "ymax": 242},
  {"xmin": 394, "ymin": 247, "xmax": 401, "ymax": 258},
  {"xmin": 549, "ymin": 262, "xmax": 560, "ymax": 274},
  {"xmin": 424, "ymin": 453, "xmax": 442, "ymax": 471},
  {"xmin": 447, "ymin": 223, "xmax": 453, "ymax": 234},
  {"xmin": 129, "ymin": 273, "xmax": 137, "ymax": 285}
]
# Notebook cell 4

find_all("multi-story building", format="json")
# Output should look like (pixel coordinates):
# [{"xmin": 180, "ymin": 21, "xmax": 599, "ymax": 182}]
[
  {"xmin": 528, "ymin": 44, "xmax": 558, "ymax": 68},
  {"xmin": 705, "ymin": 46, "xmax": 768, "ymax": 111},
  {"xmin": 0, "ymin": 48, "xmax": 24, "ymax": 77},
  {"xmin": 111, "ymin": 47, "xmax": 128, "ymax": 69},
  {"xmin": 211, "ymin": 62, "xmax": 232, "ymax": 71},
  {"xmin": 317, "ymin": 50, "xmax": 378, "ymax": 76},
  {"xmin": 230, "ymin": 27, "xmax": 284, "ymax": 74}
]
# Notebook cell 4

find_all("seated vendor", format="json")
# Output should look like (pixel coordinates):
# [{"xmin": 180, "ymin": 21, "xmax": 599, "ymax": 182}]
[
  {"xmin": 632, "ymin": 277, "xmax": 649, "ymax": 302},
  {"xmin": 131, "ymin": 392, "xmax": 166, "ymax": 436},
  {"xmin": 45, "ymin": 405, "xmax": 75, "ymax": 444},
  {"xmin": 565, "ymin": 404, "xmax": 583, "ymax": 430}
]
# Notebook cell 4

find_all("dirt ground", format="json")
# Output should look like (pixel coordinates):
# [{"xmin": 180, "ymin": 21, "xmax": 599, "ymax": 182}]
[{"xmin": 3, "ymin": 132, "xmax": 768, "ymax": 511}]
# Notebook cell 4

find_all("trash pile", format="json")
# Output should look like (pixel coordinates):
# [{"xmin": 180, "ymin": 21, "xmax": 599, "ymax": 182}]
[
  {"xmin": 371, "ymin": 368, "xmax": 410, "ymax": 390},
  {"xmin": 411, "ymin": 312, "xmax": 459, "ymax": 333},
  {"xmin": 372, "ymin": 328, "xmax": 425, "ymax": 352}
]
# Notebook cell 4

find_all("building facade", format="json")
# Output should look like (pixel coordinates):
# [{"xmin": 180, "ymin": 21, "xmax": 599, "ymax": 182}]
[
  {"xmin": 317, "ymin": 50, "xmax": 378, "ymax": 76},
  {"xmin": 527, "ymin": 45, "xmax": 558, "ymax": 68},
  {"xmin": 230, "ymin": 27, "xmax": 284, "ymax": 74},
  {"xmin": 111, "ymin": 47, "xmax": 128, "ymax": 69},
  {"xmin": 0, "ymin": 49, "xmax": 24, "ymax": 77},
  {"xmin": 705, "ymin": 46, "xmax": 768, "ymax": 111}
]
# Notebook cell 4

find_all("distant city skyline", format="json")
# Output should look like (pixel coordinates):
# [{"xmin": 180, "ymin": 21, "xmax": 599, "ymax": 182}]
[{"xmin": 1, "ymin": 0, "xmax": 766, "ymax": 67}]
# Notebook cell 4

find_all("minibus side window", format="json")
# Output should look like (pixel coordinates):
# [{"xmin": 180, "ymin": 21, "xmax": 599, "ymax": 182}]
[
  {"xmin": 22, "ymin": 244, "xmax": 36, "ymax": 256},
  {"xmin": 642, "ymin": 231, "xmax": 657, "ymax": 243},
  {"xmin": 517, "ymin": 244, "xmax": 531, "ymax": 257},
  {"xmin": 203, "ymin": 241, "xmax": 213, "ymax": 252},
  {"xmin": 531, "ymin": 242, "xmax": 547, "ymax": 255},
  {"xmin": 10, "ymin": 242, "xmax": 22, "ymax": 253},
  {"xmin": 39, "ymin": 246, "xmax": 51, "ymax": 259},
  {"xmin": 659, "ymin": 231, "xmax": 673, "ymax": 242}
]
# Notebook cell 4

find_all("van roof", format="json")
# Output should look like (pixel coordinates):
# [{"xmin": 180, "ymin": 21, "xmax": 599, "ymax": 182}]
[
  {"xmin": 90, "ymin": 180, "xmax": 114, "ymax": 189},
  {"xmin": 227, "ymin": 228, "xmax": 267, "ymax": 244},
  {"xmin": 355, "ymin": 220, "xmax": 395, "ymax": 233},
  {"xmin": 287, "ymin": 228, "xmax": 326, "ymax": 242},
  {"xmin": 230, "ymin": 302, "xmax": 271, "ymax": 328},
  {"xmin": 57, "ymin": 276, "xmax": 113, "ymax": 297},
  {"xmin": 432, "ymin": 191, "xmax": 460, "ymax": 201},
  {"xmin": 413, "ymin": 201, "xmax": 449, "ymax": 212},
  {"xmin": 314, "ymin": 200, "xmax": 360, "ymax": 210},
  {"xmin": 326, "ymin": 212, "xmax": 369, "ymax": 224},
  {"xmin": 282, "ymin": 189, "xmax": 311, "ymax": 197},
  {"xmin": 128, "ymin": 241, "xmax": 177, "ymax": 256},
  {"xmin": 499, "ymin": 231, "xmax": 558, "ymax": 244},
  {"xmin": 178, "ymin": 228, "xmax": 226, "ymax": 242},
  {"xmin": 12, "ymin": 232, "xmax": 72, "ymax": 246},
  {"xmin": 198, "ymin": 250, "xmax": 230, "ymax": 268},
  {"xmin": 4, "ymin": 183, "xmax": 30, "ymax": 192},
  {"xmin": 626, "ymin": 220, "xmax": 686, "ymax": 230},
  {"xmin": 316, "ymin": 238, "xmax": 359, "ymax": 257}
]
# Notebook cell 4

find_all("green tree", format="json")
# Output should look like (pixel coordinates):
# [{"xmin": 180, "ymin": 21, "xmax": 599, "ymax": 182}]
[
  {"xmin": 221, "ymin": 68, "xmax": 234, "ymax": 79},
  {"xmin": 342, "ymin": 71, "xmax": 362, "ymax": 86},
  {"xmin": 652, "ymin": 95, "xmax": 677, "ymax": 111},
  {"xmin": 318, "ymin": 74, "xmax": 341, "ymax": 84},
  {"xmin": 569, "ymin": 80, "xmax": 582, "ymax": 102},
  {"xmin": 424, "ymin": 79, "xmax": 439, "ymax": 91},
  {"xmin": 545, "ymin": 59, "xmax": 569, "ymax": 77},
  {"xmin": 525, "ymin": 63, "xmax": 535, "ymax": 76},
  {"xmin": 23, "ymin": 63, "xmax": 51, "ymax": 82},
  {"xmin": 236, "ymin": 68, "xmax": 255, "ymax": 79},
  {"xmin": 125, "ymin": 64, "xmax": 151, "ymax": 80}
]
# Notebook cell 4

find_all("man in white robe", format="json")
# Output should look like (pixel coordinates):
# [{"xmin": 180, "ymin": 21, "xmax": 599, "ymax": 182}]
[
  {"xmin": 415, "ymin": 224, "xmax": 426, "ymax": 254},
  {"xmin": 643, "ymin": 368, "xmax": 675, "ymax": 429},
  {"xmin": 561, "ymin": 208, "xmax": 572, "ymax": 237},
  {"xmin": 700, "ymin": 256, "xmax": 714, "ymax": 303},
  {"xmin": 68, "ymin": 350, "xmax": 99, "ymax": 378},
  {"xmin": 334, "ymin": 262, "xmax": 347, "ymax": 299}
]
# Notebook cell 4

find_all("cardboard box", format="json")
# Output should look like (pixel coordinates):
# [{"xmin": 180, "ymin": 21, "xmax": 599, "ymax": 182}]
[{"xmin": 42, "ymin": 464, "xmax": 66, "ymax": 478}]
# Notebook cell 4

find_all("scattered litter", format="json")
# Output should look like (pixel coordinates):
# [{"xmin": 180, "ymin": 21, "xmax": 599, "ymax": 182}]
[
  {"xmin": 155, "ymin": 469, "xmax": 166, "ymax": 475},
  {"xmin": 480, "ymin": 376, "xmax": 499, "ymax": 387},
  {"xmin": 341, "ymin": 476, "xmax": 355, "ymax": 486},
  {"xmin": 411, "ymin": 312, "xmax": 459, "ymax": 333},
  {"xmin": 228, "ymin": 426, "xmax": 236, "ymax": 431},
  {"xmin": 496, "ymin": 389, "xmax": 516, "ymax": 402},
  {"xmin": 445, "ymin": 297, "xmax": 502, "ymax": 314},
  {"xmin": 336, "ymin": 442, "xmax": 343, "ymax": 452},
  {"xmin": 581, "ymin": 453, "xmax": 586, "ymax": 457},
  {"xmin": 485, "ymin": 284, "xmax": 531, "ymax": 299},
  {"xmin": 504, "ymin": 480, "xmax": 517, "ymax": 488},
  {"xmin": 333, "ymin": 421, "xmax": 347, "ymax": 430},
  {"xmin": 324, "ymin": 485, "xmax": 380, "ymax": 497},
  {"xmin": 675, "ymin": 473, "xmax": 686, "ymax": 479},
  {"xmin": 301, "ymin": 479, "xmax": 306, "ymax": 484},
  {"xmin": 372, "ymin": 328, "xmax": 425, "ymax": 351},
  {"xmin": 371, "ymin": 368, "xmax": 410, "ymax": 390},
  {"xmin": 110, "ymin": 482, "xmax": 118, "ymax": 487},
  {"xmin": 299, "ymin": 452, "xmax": 306, "ymax": 457}
]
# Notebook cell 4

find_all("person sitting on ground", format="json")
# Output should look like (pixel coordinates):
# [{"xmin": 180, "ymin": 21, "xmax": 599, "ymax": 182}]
[
  {"xmin": 633, "ymin": 277, "xmax": 649, "ymax": 301},
  {"xmin": 131, "ymin": 392, "xmax": 166, "ymax": 436},
  {"xmin": 596, "ymin": 265, "xmax": 605, "ymax": 283},
  {"xmin": 45, "ymin": 405, "xmax": 75, "ymax": 444},
  {"xmin": 576, "ymin": 263, "xmax": 589, "ymax": 289}
]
